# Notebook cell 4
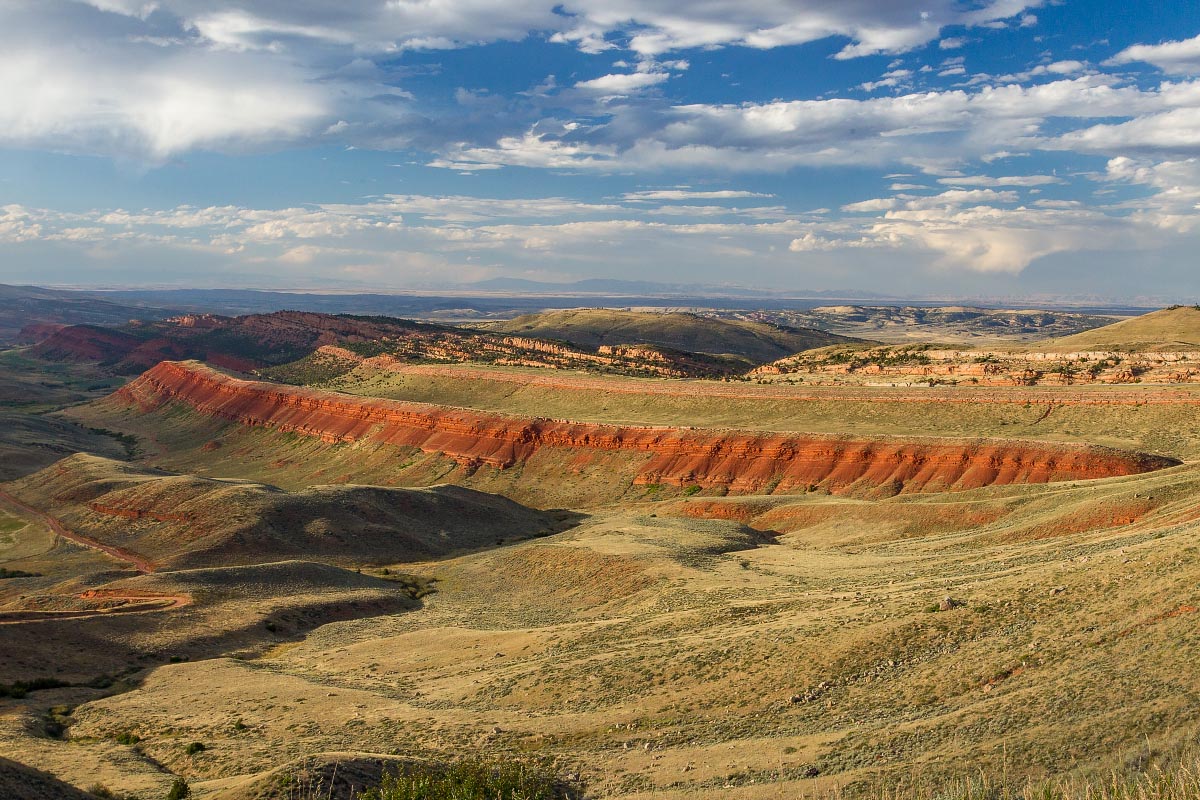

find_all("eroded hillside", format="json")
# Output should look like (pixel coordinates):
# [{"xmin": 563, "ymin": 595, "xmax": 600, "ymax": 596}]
[{"xmin": 75, "ymin": 361, "xmax": 1177, "ymax": 508}]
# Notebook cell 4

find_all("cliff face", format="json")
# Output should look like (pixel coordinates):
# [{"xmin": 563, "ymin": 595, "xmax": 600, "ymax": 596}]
[{"xmin": 114, "ymin": 361, "xmax": 1177, "ymax": 496}]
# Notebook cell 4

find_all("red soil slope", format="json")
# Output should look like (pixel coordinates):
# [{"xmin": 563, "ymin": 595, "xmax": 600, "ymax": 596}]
[{"xmin": 113, "ymin": 361, "xmax": 1177, "ymax": 496}]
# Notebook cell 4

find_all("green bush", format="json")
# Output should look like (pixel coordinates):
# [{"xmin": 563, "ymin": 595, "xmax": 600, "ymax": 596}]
[
  {"xmin": 184, "ymin": 741, "xmax": 206, "ymax": 756},
  {"xmin": 165, "ymin": 777, "xmax": 189, "ymax": 800}
]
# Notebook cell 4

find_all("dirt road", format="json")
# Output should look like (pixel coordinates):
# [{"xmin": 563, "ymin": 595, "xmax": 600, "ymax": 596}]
[{"xmin": 0, "ymin": 488, "xmax": 155, "ymax": 573}]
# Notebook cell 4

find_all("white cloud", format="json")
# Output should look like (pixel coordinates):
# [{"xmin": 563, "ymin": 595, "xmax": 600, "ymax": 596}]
[
  {"xmin": 866, "ymin": 203, "xmax": 1110, "ymax": 272},
  {"xmin": 1108, "ymin": 33, "xmax": 1200, "ymax": 75},
  {"xmin": 1105, "ymin": 155, "xmax": 1200, "ymax": 232},
  {"xmin": 621, "ymin": 190, "xmax": 774, "ymax": 201},
  {"xmin": 843, "ymin": 198, "xmax": 899, "ymax": 212},
  {"xmin": 1054, "ymin": 107, "xmax": 1200, "ymax": 155},
  {"xmin": 413, "ymin": 75, "xmax": 1200, "ymax": 176},
  {"xmin": 939, "ymin": 174, "xmax": 1064, "ymax": 186},
  {"xmin": 425, "ymin": 160, "xmax": 505, "ymax": 171},
  {"xmin": 575, "ymin": 71, "xmax": 669, "ymax": 94},
  {"xmin": 3, "ymin": 173, "xmax": 1197, "ymax": 289},
  {"xmin": 1032, "ymin": 60, "xmax": 1086, "ymax": 75},
  {"xmin": 0, "ymin": 19, "xmax": 331, "ymax": 159},
  {"xmin": 571, "ymin": 77, "xmax": 1194, "ymax": 173},
  {"xmin": 904, "ymin": 188, "xmax": 1020, "ymax": 208},
  {"xmin": 432, "ymin": 131, "xmax": 617, "ymax": 170},
  {"xmin": 5, "ymin": 1, "xmax": 1181, "ymax": 169},
  {"xmin": 558, "ymin": 0, "xmax": 1041, "ymax": 58},
  {"xmin": 47, "ymin": 0, "xmax": 1046, "ymax": 61},
  {"xmin": 861, "ymin": 69, "xmax": 913, "ymax": 92}
]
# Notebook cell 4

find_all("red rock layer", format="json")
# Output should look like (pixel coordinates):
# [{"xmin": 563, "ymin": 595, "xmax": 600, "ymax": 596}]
[
  {"xmin": 114, "ymin": 361, "xmax": 1178, "ymax": 495},
  {"xmin": 86, "ymin": 502, "xmax": 190, "ymax": 523},
  {"xmin": 16, "ymin": 322, "xmax": 66, "ymax": 345}
]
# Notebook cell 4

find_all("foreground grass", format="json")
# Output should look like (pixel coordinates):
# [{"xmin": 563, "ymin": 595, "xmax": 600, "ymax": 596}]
[
  {"xmin": 267, "ymin": 755, "xmax": 1200, "ymax": 800},
  {"xmin": 832, "ymin": 744, "xmax": 1200, "ymax": 800},
  {"xmin": 355, "ymin": 758, "xmax": 582, "ymax": 800}
]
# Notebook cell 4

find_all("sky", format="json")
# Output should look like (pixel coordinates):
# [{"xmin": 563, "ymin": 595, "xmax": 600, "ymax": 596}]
[{"xmin": 1, "ymin": 0, "xmax": 1199, "ymax": 300}]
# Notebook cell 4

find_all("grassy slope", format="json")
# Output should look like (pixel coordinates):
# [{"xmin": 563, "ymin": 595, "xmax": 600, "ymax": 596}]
[
  {"xmin": 7, "ymin": 454, "xmax": 561, "ymax": 569},
  {"xmin": 0, "ymin": 349, "xmax": 129, "ymax": 481},
  {"xmin": 475, "ymin": 309, "xmax": 861, "ymax": 362},
  {"xmin": 315, "ymin": 364, "xmax": 1200, "ymax": 460},
  {"xmin": 42, "ymin": 463, "xmax": 1200, "ymax": 798},
  {"xmin": 1041, "ymin": 306, "xmax": 1200, "ymax": 352}
]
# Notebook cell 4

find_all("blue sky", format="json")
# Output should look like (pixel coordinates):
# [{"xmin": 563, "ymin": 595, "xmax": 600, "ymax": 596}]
[{"xmin": 1, "ymin": 0, "xmax": 1199, "ymax": 300}]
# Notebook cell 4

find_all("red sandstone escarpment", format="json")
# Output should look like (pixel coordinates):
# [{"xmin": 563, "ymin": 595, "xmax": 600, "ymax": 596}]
[{"xmin": 112, "ymin": 361, "xmax": 1178, "ymax": 496}]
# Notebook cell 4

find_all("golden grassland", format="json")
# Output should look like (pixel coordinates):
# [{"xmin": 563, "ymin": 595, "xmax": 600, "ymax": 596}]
[{"xmin": 4, "ymin": 307, "xmax": 1200, "ymax": 799}]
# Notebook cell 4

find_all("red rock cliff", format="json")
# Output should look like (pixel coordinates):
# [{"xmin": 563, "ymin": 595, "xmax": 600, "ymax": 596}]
[{"xmin": 114, "ymin": 361, "xmax": 1178, "ymax": 495}]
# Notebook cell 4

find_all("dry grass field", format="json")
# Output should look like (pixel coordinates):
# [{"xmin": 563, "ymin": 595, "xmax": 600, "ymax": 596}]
[{"xmin": 2, "ymin": 307, "xmax": 1200, "ymax": 799}]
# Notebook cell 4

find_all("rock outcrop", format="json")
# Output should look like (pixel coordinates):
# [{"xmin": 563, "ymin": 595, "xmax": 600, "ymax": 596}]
[{"xmin": 112, "ymin": 361, "xmax": 1177, "ymax": 496}]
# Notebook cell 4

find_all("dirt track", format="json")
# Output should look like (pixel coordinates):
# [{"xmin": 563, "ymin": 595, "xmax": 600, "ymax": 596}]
[
  {"xmin": 0, "ymin": 488, "xmax": 155, "ymax": 573},
  {"xmin": 0, "ymin": 591, "xmax": 190, "ymax": 624}
]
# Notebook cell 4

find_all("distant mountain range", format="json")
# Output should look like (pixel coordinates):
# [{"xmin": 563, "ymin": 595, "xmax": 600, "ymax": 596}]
[{"xmin": 464, "ymin": 277, "xmax": 894, "ymax": 299}]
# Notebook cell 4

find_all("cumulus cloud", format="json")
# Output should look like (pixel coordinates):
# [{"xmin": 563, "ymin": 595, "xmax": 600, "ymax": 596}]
[
  {"xmin": 864, "ymin": 203, "xmax": 1112, "ymax": 273},
  {"xmin": 1108, "ymin": 33, "xmax": 1200, "ymax": 75},
  {"xmin": 0, "ymin": 0, "xmax": 1052, "ymax": 160},
  {"xmin": 861, "ymin": 69, "xmax": 914, "ymax": 92},
  {"xmin": 1053, "ymin": 107, "xmax": 1200, "ymax": 155},
  {"xmin": 422, "ymin": 74, "xmax": 1200, "ymax": 175},
  {"xmin": 575, "ymin": 71, "xmax": 670, "ymax": 95},
  {"xmin": 33, "ymin": 0, "xmax": 1046, "ymax": 59},
  {"xmin": 3, "ymin": 170, "xmax": 1197, "ymax": 287},
  {"xmin": 0, "ymin": 4, "xmax": 333, "ymax": 159},
  {"xmin": 555, "ymin": 0, "xmax": 1041, "ymax": 58},
  {"xmin": 1105, "ymin": 155, "xmax": 1200, "ymax": 231}
]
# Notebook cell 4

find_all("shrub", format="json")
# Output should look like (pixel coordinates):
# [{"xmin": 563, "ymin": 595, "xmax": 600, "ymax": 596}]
[
  {"xmin": 116, "ymin": 731, "xmax": 142, "ymax": 746},
  {"xmin": 184, "ymin": 742, "xmax": 206, "ymax": 756},
  {"xmin": 165, "ymin": 777, "xmax": 190, "ymax": 800}
]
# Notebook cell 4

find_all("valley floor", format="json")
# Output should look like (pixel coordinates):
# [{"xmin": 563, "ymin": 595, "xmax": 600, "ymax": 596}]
[{"xmin": 5, "ymin": 464, "xmax": 1200, "ymax": 797}]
